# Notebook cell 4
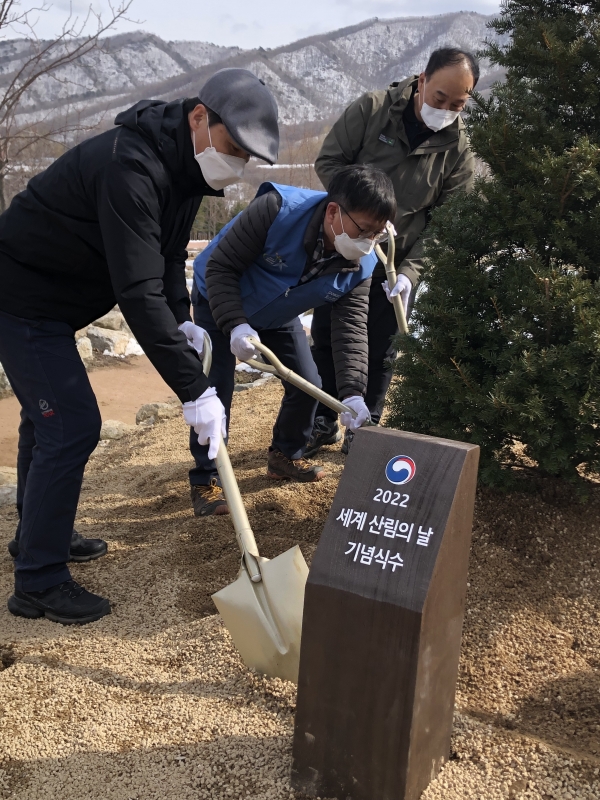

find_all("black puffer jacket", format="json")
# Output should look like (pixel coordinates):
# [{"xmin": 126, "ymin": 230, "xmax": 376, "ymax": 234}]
[
  {"xmin": 204, "ymin": 190, "xmax": 371, "ymax": 399},
  {"xmin": 0, "ymin": 99, "xmax": 222, "ymax": 403}
]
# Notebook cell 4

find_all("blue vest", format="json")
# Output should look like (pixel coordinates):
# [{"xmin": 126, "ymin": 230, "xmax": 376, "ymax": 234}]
[{"xmin": 194, "ymin": 182, "xmax": 378, "ymax": 330}]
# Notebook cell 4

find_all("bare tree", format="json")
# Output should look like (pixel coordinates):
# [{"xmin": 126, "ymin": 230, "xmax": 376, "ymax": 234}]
[{"xmin": 0, "ymin": 0, "xmax": 134, "ymax": 210}]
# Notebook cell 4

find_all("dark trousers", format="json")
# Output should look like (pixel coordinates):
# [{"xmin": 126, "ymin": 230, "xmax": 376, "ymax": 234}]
[
  {"xmin": 311, "ymin": 273, "xmax": 414, "ymax": 425},
  {"xmin": 0, "ymin": 310, "xmax": 101, "ymax": 592},
  {"xmin": 189, "ymin": 296, "xmax": 321, "ymax": 486}
]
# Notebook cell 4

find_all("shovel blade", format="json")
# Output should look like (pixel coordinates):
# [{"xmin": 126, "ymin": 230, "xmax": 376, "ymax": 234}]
[{"xmin": 212, "ymin": 545, "xmax": 308, "ymax": 683}]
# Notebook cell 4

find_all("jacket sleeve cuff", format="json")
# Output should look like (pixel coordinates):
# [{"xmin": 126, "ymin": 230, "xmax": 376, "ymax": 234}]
[
  {"xmin": 176, "ymin": 374, "xmax": 211, "ymax": 404},
  {"xmin": 222, "ymin": 315, "xmax": 249, "ymax": 336},
  {"xmin": 337, "ymin": 383, "xmax": 366, "ymax": 401}
]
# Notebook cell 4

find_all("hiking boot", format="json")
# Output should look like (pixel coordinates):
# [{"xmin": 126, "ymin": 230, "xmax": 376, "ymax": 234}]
[
  {"xmin": 267, "ymin": 449, "xmax": 325, "ymax": 482},
  {"xmin": 8, "ymin": 530, "xmax": 108, "ymax": 563},
  {"xmin": 191, "ymin": 479, "xmax": 230, "ymax": 517},
  {"xmin": 341, "ymin": 428, "xmax": 355, "ymax": 455},
  {"xmin": 8, "ymin": 580, "xmax": 111, "ymax": 625},
  {"xmin": 304, "ymin": 416, "xmax": 341, "ymax": 458}
]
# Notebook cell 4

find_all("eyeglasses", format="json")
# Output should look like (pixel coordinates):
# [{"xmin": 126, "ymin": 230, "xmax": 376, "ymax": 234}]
[{"xmin": 339, "ymin": 206, "xmax": 389, "ymax": 243}]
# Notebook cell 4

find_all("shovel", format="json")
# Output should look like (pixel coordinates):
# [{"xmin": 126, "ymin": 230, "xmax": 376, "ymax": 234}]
[
  {"xmin": 375, "ymin": 221, "xmax": 409, "ymax": 336},
  {"xmin": 244, "ymin": 338, "xmax": 362, "ymax": 418},
  {"xmin": 201, "ymin": 336, "xmax": 361, "ymax": 683},
  {"xmin": 201, "ymin": 336, "xmax": 308, "ymax": 683}
]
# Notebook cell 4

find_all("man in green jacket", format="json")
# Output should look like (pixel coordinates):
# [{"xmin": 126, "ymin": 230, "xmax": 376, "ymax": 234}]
[{"xmin": 307, "ymin": 47, "xmax": 477, "ymax": 455}]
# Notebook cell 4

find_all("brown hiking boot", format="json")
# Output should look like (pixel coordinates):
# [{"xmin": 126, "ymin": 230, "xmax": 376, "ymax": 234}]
[
  {"xmin": 267, "ymin": 449, "xmax": 325, "ymax": 482},
  {"xmin": 191, "ymin": 479, "xmax": 230, "ymax": 517}
]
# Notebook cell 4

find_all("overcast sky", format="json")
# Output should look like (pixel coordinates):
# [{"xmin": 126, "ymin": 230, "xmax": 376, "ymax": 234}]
[{"xmin": 18, "ymin": 0, "xmax": 501, "ymax": 50}]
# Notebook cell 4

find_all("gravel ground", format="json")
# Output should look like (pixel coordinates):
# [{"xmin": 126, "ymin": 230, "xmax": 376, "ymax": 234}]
[{"xmin": 1, "ymin": 381, "xmax": 599, "ymax": 799}]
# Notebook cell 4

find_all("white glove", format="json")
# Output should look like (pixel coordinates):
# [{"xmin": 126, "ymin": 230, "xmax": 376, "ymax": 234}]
[
  {"xmin": 382, "ymin": 273, "xmax": 412, "ymax": 315},
  {"xmin": 182, "ymin": 387, "xmax": 226, "ymax": 460},
  {"xmin": 340, "ymin": 395, "xmax": 371, "ymax": 432},
  {"xmin": 230, "ymin": 323, "xmax": 260, "ymax": 361},
  {"xmin": 179, "ymin": 321, "xmax": 210, "ymax": 356}
]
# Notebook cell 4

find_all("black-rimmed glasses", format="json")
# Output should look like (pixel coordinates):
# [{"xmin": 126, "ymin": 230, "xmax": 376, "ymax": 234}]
[{"xmin": 340, "ymin": 206, "xmax": 389, "ymax": 243}]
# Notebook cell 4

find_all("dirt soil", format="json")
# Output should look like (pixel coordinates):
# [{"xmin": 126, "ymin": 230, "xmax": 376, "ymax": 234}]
[
  {"xmin": 1, "ymin": 380, "xmax": 599, "ymax": 799},
  {"xmin": 0, "ymin": 356, "xmax": 175, "ymax": 467}
]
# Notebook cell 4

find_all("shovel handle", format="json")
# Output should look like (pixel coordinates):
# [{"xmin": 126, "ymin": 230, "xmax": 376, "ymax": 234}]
[
  {"xmin": 202, "ymin": 334, "xmax": 262, "ymax": 583},
  {"xmin": 202, "ymin": 332, "xmax": 212, "ymax": 375},
  {"xmin": 215, "ymin": 439, "xmax": 262, "ymax": 583},
  {"xmin": 244, "ymin": 339, "xmax": 361, "ymax": 419},
  {"xmin": 375, "ymin": 222, "xmax": 409, "ymax": 336}
]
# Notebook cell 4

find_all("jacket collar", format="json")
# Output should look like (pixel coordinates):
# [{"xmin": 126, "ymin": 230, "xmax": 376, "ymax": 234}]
[{"xmin": 387, "ymin": 75, "xmax": 466, "ymax": 152}]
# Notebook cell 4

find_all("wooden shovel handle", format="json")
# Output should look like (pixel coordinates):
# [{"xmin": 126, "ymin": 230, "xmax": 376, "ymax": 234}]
[
  {"xmin": 375, "ymin": 221, "xmax": 409, "ymax": 336},
  {"xmin": 202, "ymin": 333, "xmax": 262, "ymax": 583}
]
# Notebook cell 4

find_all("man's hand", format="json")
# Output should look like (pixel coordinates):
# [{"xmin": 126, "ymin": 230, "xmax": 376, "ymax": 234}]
[
  {"xmin": 182, "ymin": 387, "xmax": 226, "ymax": 460},
  {"xmin": 382, "ymin": 273, "xmax": 412, "ymax": 315},
  {"xmin": 230, "ymin": 323, "xmax": 260, "ymax": 361},
  {"xmin": 340, "ymin": 395, "xmax": 371, "ymax": 431},
  {"xmin": 179, "ymin": 321, "xmax": 210, "ymax": 356}
]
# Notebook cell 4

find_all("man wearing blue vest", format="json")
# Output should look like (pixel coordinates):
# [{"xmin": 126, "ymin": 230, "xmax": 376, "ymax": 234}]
[{"xmin": 189, "ymin": 164, "xmax": 396, "ymax": 516}]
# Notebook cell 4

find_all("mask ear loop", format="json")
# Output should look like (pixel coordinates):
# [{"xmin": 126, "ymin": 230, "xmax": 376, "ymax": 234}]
[
  {"xmin": 194, "ymin": 114, "xmax": 213, "ymax": 156},
  {"xmin": 329, "ymin": 205, "xmax": 345, "ymax": 240}
]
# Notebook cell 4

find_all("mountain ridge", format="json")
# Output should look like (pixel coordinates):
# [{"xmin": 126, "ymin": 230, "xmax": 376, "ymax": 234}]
[{"xmin": 4, "ymin": 12, "xmax": 506, "ymax": 130}]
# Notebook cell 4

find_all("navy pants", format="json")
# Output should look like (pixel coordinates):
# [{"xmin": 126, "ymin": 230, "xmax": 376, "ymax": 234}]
[
  {"xmin": 312, "ymin": 273, "xmax": 415, "ymax": 425},
  {"xmin": 0, "ymin": 310, "xmax": 101, "ymax": 591},
  {"xmin": 189, "ymin": 295, "xmax": 321, "ymax": 486}
]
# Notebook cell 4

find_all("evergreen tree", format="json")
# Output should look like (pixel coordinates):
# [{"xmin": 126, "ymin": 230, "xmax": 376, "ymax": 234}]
[{"xmin": 386, "ymin": 0, "xmax": 600, "ymax": 490}]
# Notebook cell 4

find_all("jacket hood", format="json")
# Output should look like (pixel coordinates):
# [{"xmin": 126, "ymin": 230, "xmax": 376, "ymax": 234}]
[{"xmin": 114, "ymin": 100, "xmax": 223, "ymax": 197}]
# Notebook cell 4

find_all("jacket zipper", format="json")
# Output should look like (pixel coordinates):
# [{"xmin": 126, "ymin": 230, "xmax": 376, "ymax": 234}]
[{"xmin": 112, "ymin": 129, "xmax": 121, "ymax": 160}]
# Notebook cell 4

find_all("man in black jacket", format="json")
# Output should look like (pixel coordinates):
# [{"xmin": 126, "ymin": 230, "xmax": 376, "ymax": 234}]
[
  {"xmin": 0, "ymin": 68, "xmax": 279, "ymax": 624},
  {"xmin": 189, "ymin": 165, "xmax": 396, "ymax": 515}
]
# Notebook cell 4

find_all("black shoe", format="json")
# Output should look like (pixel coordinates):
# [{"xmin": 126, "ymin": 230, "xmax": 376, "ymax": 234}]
[
  {"xmin": 8, "ymin": 530, "xmax": 108, "ymax": 563},
  {"xmin": 304, "ymin": 416, "xmax": 341, "ymax": 458},
  {"xmin": 191, "ymin": 480, "xmax": 230, "ymax": 517},
  {"xmin": 8, "ymin": 580, "xmax": 111, "ymax": 625},
  {"xmin": 341, "ymin": 429, "xmax": 354, "ymax": 455}
]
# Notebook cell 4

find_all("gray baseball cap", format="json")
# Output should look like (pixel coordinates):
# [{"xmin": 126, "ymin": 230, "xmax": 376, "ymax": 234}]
[{"xmin": 198, "ymin": 68, "xmax": 279, "ymax": 164}]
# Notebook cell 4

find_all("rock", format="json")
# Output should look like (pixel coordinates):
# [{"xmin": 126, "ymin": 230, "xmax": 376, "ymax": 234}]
[
  {"xmin": 124, "ymin": 338, "xmax": 144, "ymax": 356},
  {"xmin": 136, "ymin": 402, "xmax": 180, "ymax": 425},
  {"xmin": 0, "ymin": 362, "xmax": 12, "ymax": 396},
  {"xmin": 100, "ymin": 419, "xmax": 136, "ymax": 440},
  {"xmin": 87, "ymin": 325, "xmax": 130, "ymax": 356},
  {"xmin": 94, "ymin": 308, "xmax": 126, "ymax": 331},
  {"xmin": 0, "ymin": 484, "xmax": 17, "ymax": 507},
  {"xmin": 233, "ymin": 374, "xmax": 275, "ymax": 392},
  {"xmin": 74, "ymin": 327, "xmax": 89, "ymax": 340},
  {"xmin": 76, "ymin": 336, "xmax": 94, "ymax": 366},
  {"xmin": 0, "ymin": 467, "xmax": 17, "ymax": 486}
]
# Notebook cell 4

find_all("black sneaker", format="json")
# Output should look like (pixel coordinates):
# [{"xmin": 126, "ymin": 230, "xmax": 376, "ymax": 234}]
[
  {"xmin": 191, "ymin": 479, "xmax": 230, "ymax": 517},
  {"xmin": 8, "ymin": 530, "xmax": 107, "ymax": 563},
  {"xmin": 304, "ymin": 416, "xmax": 341, "ymax": 458},
  {"xmin": 341, "ymin": 429, "xmax": 354, "ymax": 455},
  {"xmin": 8, "ymin": 580, "xmax": 111, "ymax": 625},
  {"xmin": 267, "ymin": 449, "xmax": 325, "ymax": 482}
]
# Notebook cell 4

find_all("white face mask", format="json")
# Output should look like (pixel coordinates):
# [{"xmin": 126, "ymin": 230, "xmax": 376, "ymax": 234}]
[
  {"xmin": 419, "ymin": 78, "xmax": 460, "ymax": 132},
  {"xmin": 332, "ymin": 212, "xmax": 375, "ymax": 261},
  {"xmin": 194, "ymin": 119, "xmax": 246, "ymax": 190}
]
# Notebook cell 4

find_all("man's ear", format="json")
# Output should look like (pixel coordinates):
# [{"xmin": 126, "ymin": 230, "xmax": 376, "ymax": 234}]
[
  {"xmin": 188, "ymin": 103, "xmax": 208, "ymax": 132},
  {"xmin": 324, "ymin": 201, "xmax": 338, "ymax": 226}
]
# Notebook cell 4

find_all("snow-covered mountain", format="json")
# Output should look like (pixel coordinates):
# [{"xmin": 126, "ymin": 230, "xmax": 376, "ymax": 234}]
[{"xmin": 5, "ymin": 12, "xmax": 505, "ymax": 129}]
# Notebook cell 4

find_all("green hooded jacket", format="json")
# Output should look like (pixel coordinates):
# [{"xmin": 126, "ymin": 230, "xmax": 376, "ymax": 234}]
[{"xmin": 314, "ymin": 76, "xmax": 475, "ymax": 286}]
